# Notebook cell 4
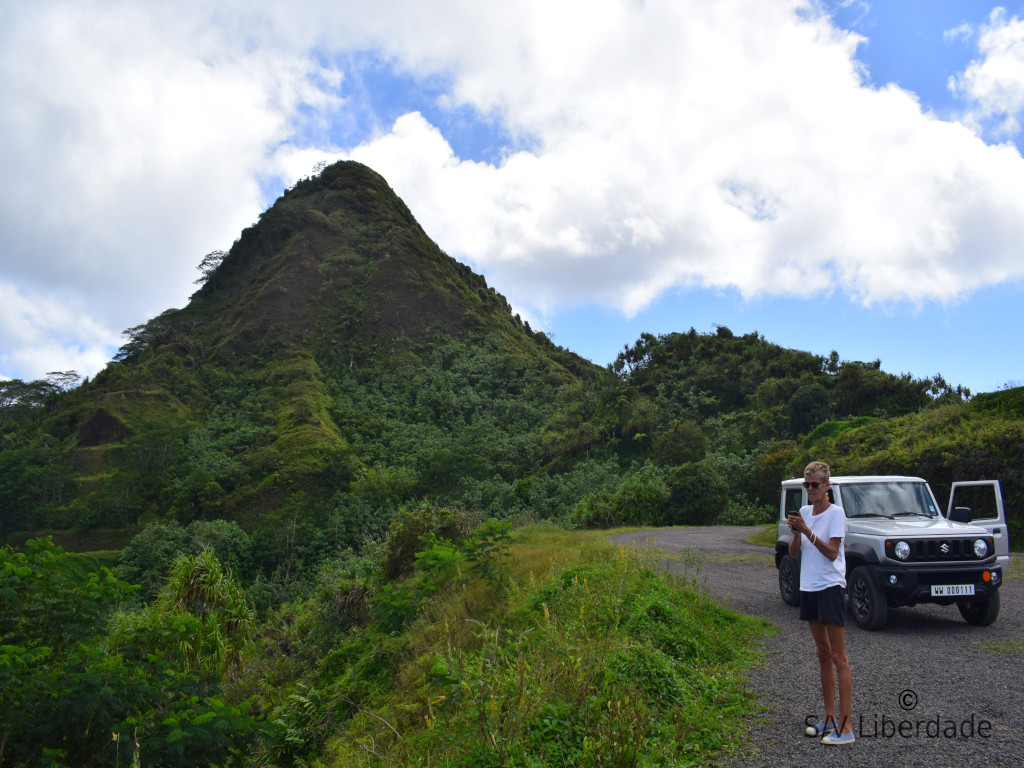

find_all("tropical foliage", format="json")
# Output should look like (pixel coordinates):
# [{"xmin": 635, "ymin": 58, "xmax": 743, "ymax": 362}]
[{"xmin": 0, "ymin": 539, "xmax": 256, "ymax": 767}]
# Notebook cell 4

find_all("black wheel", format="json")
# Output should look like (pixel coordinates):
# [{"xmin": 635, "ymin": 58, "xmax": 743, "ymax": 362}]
[
  {"xmin": 779, "ymin": 554, "xmax": 800, "ymax": 606},
  {"xmin": 958, "ymin": 590, "xmax": 1000, "ymax": 626},
  {"xmin": 848, "ymin": 567, "xmax": 887, "ymax": 630}
]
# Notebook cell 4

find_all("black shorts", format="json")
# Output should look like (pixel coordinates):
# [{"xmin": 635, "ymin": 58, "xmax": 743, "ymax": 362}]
[{"xmin": 799, "ymin": 585, "xmax": 847, "ymax": 626}]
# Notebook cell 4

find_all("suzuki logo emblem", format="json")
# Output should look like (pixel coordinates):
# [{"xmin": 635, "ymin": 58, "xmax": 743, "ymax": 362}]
[{"xmin": 940, "ymin": 542, "xmax": 950, "ymax": 555}]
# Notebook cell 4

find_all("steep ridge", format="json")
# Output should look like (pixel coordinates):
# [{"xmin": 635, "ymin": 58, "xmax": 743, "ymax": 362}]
[
  {"xmin": 16, "ymin": 162, "xmax": 606, "ymax": 541},
  {"xmin": 187, "ymin": 162, "xmax": 534, "ymax": 365}
]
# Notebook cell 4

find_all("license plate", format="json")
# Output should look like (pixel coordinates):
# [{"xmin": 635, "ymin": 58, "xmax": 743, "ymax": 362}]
[{"xmin": 931, "ymin": 584, "xmax": 975, "ymax": 597}]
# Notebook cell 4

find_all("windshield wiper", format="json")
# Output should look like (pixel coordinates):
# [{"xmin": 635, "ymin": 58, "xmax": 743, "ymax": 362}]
[
  {"xmin": 851, "ymin": 512, "xmax": 894, "ymax": 519},
  {"xmin": 892, "ymin": 511, "xmax": 932, "ymax": 518}
]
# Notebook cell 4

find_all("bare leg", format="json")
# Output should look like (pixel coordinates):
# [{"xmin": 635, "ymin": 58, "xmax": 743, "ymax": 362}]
[
  {"xmin": 808, "ymin": 620, "xmax": 836, "ymax": 724},
  {"xmin": 826, "ymin": 623, "xmax": 853, "ymax": 733}
]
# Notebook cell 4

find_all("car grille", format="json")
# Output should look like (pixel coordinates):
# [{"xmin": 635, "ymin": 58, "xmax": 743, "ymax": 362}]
[{"xmin": 908, "ymin": 538, "xmax": 984, "ymax": 562}]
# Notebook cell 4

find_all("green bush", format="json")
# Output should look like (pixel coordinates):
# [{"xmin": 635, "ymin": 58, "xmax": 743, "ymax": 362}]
[
  {"xmin": 718, "ymin": 500, "xmax": 776, "ymax": 525},
  {"xmin": 789, "ymin": 383, "xmax": 832, "ymax": 435},
  {"xmin": 381, "ymin": 502, "xmax": 475, "ymax": 579},
  {"xmin": 666, "ymin": 462, "xmax": 729, "ymax": 525},
  {"xmin": 747, "ymin": 439, "xmax": 801, "ymax": 507},
  {"xmin": 115, "ymin": 521, "xmax": 191, "ymax": 599},
  {"xmin": 1, "ymin": 539, "xmax": 259, "ymax": 767},
  {"xmin": 569, "ymin": 463, "xmax": 669, "ymax": 528},
  {"xmin": 116, "ymin": 519, "xmax": 252, "ymax": 601},
  {"xmin": 651, "ymin": 420, "xmax": 709, "ymax": 466}
]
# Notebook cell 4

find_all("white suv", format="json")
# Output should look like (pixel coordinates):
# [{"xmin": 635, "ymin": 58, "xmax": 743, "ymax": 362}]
[{"xmin": 775, "ymin": 476, "xmax": 1008, "ymax": 630}]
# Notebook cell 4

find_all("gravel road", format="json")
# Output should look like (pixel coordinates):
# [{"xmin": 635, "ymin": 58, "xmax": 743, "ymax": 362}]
[{"xmin": 608, "ymin": 526, "xmax": 1024, "ymax": 768}]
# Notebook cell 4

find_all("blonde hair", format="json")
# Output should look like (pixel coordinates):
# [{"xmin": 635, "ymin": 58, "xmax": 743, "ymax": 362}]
[{"xmin": 804, "ymin": 461, "xmax": 831, "ymax": 484}]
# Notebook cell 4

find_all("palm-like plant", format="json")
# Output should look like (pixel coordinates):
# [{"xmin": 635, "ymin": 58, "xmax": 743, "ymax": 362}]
[
  {"xmin": 111, "ymin": 549, "xmax": 254, "ymax": 679},
  {"xmin": 160, "ymin": 549, "xmax": 254, "ymax": 676}
]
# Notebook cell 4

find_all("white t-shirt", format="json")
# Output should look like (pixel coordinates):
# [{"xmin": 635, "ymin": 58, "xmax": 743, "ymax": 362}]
[{"xmin": 798, "ymin": 503, "xmax": 847, "ymax": 592}]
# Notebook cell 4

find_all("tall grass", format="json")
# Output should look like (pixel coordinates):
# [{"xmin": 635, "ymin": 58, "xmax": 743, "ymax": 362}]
[{"xmin": 313, "ymin": 525, "xmax": 773, "ymax": 767}]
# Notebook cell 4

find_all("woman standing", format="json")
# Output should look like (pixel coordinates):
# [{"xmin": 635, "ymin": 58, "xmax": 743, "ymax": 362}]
[{"xmin": 788, "ymin": 461, "xmax": 855, "ymax": 745}]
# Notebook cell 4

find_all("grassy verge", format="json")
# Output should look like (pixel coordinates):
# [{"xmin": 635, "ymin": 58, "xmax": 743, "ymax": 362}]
[
  {"xmin": 300, "ymin": 524, "xmax": 773, "ymax": 767},
  {"xmin": 744, "ymin": 525, "xmax": 777, "ymax": 548}
]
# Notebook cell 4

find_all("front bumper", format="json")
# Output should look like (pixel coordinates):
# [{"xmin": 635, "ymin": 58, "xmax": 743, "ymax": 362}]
[{"xmin": 866, "ymin": 563, "xmax": 1002, "ymax": 606}]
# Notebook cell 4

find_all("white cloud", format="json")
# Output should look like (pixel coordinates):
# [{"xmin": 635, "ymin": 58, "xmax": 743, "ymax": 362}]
[
  {"xmin": 949, "ymin": 8, "xmax": 1024, "ymax": 135},
  {"xmin": 944, "ymin": 22, "xmax": 975, "ymax": 43},
  {"xmin": 0, "ymin": 284, "xmax": 118, "ymax": 380},
  {"xmin": 335, "ymin": 1, "xmax": 1024, "ymax": 317},
  {"xmin": 3, "ymin": 0, "xmax": 1024, "ymax": 380},
  {"xmin": 0, "ymin": 0, "xmax": 341, "ymax": 378}
]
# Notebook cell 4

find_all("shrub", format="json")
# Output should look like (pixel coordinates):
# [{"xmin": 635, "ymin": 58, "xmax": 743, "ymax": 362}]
[
  {"xmin": 651, "ymin": 420, "xmax": 709, "ymax": 466},
  {"xmin": 116, "ymin": 519, "xmax": 252, "ymax": 601},
  {"xmin": 569, "ymin": 463, "xmax": 669, "ymax": 528},
  {"xmin": 747, "ymin": 439, "xmax": 801, "ymax": 507},
  {"xmin": 115, "ymin": 521, "xmax": 190, "ymax": 599},
  {"xmin": 666, "ymin": 462, "xmax": 729, "ymax": 525},
  {"xmin": 381, "ymin": 502, "xmax": 475, "ymax": 579},
  {"xmin": 718, "ymin": 500, "xmax": 776, "ymax": 525}
]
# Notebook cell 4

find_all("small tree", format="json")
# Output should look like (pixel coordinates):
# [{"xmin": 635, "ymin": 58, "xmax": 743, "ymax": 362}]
[
  {"xmin": 194, "ymin": 249, "xmax": 228, "ymax": 291},
  {"xmin": 652, "ymin": 420, "xmax": 709, "ymax": 466},
  {"xmin": 0, "ymin": 378, "xmax": 56, "ymax": 427},
  {"xmin": 789, "ymin": 383, "xmax": 832, "ymax": 435},
  {"xmin": 45, "ymin": 370, "xmax": 81, "ymax": 392},
  {"xmin": 114, "ymin": 311, "xmax": 177, "ymax": 362},
  {"xmin": 666, "ymin": 462, "xmax": 728, "ymax": 525}
]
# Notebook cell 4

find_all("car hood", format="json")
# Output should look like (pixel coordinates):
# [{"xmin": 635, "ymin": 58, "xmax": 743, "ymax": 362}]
[{"xmin": 847, "ymin": 517, "xmax": 990, "ymax": 537}]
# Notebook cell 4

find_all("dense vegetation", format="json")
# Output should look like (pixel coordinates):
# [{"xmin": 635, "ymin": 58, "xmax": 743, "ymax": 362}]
[
  {"xmin": 2, "ymin": 520, "xmax": 773, "ymax": 767},
  {"xmin": 2, "ymin": 160, "xmax": 1021, "ymax": 765}
]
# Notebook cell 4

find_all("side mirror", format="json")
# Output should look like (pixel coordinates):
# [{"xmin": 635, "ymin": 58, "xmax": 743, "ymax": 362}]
[{"xmin": 949, "ymin": 507, "xmax": 972, "ymax": 524}]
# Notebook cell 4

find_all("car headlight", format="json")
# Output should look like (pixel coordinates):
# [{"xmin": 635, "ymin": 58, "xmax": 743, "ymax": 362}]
[
  {"xmin": 974, "ymin": 539, "xmax": 988, "ymax": 558},
  {"xmin": 894, "ymin": 541, "xmax": 911, "ymax": 561}
]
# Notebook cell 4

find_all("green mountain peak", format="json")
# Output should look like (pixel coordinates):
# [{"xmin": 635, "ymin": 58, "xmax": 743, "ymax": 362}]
[
  {"xmin": 184, "ymin": 161, "xmax": 529, "ymax": 367},
  {"xmin": 7, "ymin": 161, "xmax": 602, "ymax": 541}
]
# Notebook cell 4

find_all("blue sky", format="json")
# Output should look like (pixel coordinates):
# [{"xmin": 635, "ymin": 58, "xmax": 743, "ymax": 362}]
[
  {"xmin": 2, "ymin": 0, "xmax": 1024, "ymax": 395},
  {"xmin": 543, "ymin": 0, "xmax": 1024, "ymax": 392}
]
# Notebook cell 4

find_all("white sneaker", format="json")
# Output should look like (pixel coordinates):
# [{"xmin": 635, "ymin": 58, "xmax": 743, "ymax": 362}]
[
  {"xmin": 822, "ymin": 729, "xmax": 855, "ymax": 745},
  {"xmin": 805, "ymin": 719, "xmax": 837, "ymax": 737}
]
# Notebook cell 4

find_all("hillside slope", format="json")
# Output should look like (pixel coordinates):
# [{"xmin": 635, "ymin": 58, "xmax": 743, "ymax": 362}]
[{"xmin": 0, "ymin": 162, "xmax": 607, "ymax": 554}]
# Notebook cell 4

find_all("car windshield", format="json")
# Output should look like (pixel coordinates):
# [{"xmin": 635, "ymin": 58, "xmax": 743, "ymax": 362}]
[{"xmin": 838, "ymin": 482, "xmax": 939, "ymax": 519}]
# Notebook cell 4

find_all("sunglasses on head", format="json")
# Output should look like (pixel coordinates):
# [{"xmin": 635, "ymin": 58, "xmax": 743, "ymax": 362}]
[{"xmin": 802, "ymin": 481, "xmax": 825, "ymax": 489}]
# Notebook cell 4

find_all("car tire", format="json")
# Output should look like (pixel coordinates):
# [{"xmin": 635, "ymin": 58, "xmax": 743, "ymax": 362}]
[
  {"xmin": 778, "ymin": 554, "xmax": 800, "ymax": 606},
  {"xmin": 848, "ymin": 567, "xmax": 887, "ymax": 631},
  {"xmin": 958, "ymin": 590, "xmax": 1000, "ymax": 626}
]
